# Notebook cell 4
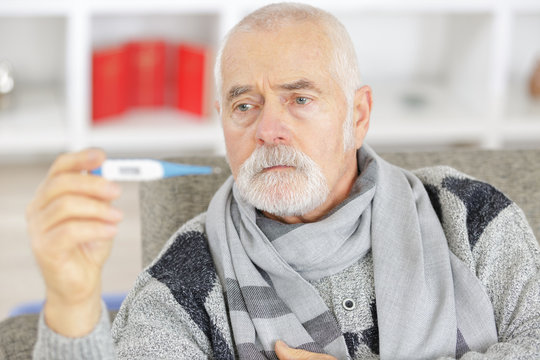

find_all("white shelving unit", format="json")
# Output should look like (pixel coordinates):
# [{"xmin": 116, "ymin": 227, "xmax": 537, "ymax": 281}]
[{"xmin": 0, "ymin": 0, "xmax": 539, "ymax": 159}]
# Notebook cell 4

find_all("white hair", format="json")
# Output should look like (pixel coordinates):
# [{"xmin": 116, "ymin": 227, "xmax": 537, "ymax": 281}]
[{"xmin": 214, "ymin": 2, "xmax": 363, "ymax": 150}]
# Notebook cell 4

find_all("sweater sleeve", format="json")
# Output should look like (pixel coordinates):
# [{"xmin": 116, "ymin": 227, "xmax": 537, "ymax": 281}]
[
  {"xmin": 32, "ymin": 301, "xmax": 115, "ymax": 360},
  {"xmin": 440, "ymin": 204, "xmax": 540, "ymax": 359},
  {"xmin": 110, "ymin": 272, "xmax": 216, "ymax": 359},
  {"xmin": 32, "ymin": 279, "xmax": 217, "ymax": 360},
  {"xmin": 32, "ymin": 272, "xmax": 223, "ymax": 359}
]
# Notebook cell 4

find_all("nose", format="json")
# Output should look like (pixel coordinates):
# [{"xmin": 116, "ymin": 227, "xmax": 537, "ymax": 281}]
[{"xmin": 255, "ymin": 98, "xmax": 291, "ymax": 146}]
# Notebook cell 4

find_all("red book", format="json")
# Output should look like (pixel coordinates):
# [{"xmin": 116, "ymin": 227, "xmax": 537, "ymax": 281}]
[
  {"xmin": 175, "ymin": 43, "xmax": 209, "ymax": 117},
  {"xmin": 91, "ymin": 46, "xmax": 128, "ymax": 122},
  {"xmin": 126, "ymin": 40, "xmax": 166, "ymax": 107}
]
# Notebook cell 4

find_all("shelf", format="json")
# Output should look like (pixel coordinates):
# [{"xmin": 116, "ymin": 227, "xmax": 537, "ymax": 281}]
[
  {"xmin": 0, "ymin": 1, "xmax": 69, "ymax": 16},
  {"xmin": 87, "ymin": 109, "xmax": 224, "ymax": 155},
  {"xmin": 371, "ymin": 81, "xmax": 487, "ymax": 120},
  {"xmin": 0, "ymin": 86, "xmax": 66, "ymax": 154},
  {"xmin": 367, "ymin": 84, "xmax": 487, "ymax": 146},
  {"xmin": 502, "ymin": 121, "xmax": 540, "ymax": 142},
  {"xmin": 504, "ymin": 83, "xmax": 540, "ymax": 143},
  {"xmin": 507, "ymin": 81, "xmax": 540, "ymax": 119},
  {"xmin": 367, "ymin": 122, "xmax": 485, "ymax": 148},
  {"xmin": 88, "ymin": 11, "xmax": 220, "ymax": 156},
  {"xmin": 92, "ymin": 12, "xmax": 220, "ymax": 48},
  {"xmin": 88, "ymin": 1, "xmax": 225, "ymax": 14},
  {"xmin": 0, "ymin": 0, "xmax": 225, "ymax": 15}
]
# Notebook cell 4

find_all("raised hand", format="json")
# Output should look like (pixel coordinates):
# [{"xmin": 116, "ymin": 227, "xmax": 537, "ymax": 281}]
[{"xmin": 26, "ymin": 148, "xmax": 123, "ymax": 336}]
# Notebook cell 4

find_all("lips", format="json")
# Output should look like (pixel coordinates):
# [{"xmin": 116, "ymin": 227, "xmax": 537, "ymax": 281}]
[{"xmin": 262, "ymin": 165, "xmax": 294, "ymax": 172}]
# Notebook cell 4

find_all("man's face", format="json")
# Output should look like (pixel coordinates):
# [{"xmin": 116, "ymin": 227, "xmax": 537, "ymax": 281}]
[{"xmin": 218, "ymin": 21, "xmax": 368, "ymax": 222}]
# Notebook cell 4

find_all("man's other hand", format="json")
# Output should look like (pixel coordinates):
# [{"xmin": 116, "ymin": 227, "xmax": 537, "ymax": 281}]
[
  {"xmin": 275, "ymin": 340, "xmax": 338, "ymax": 360},
  {"xmin": 26, "ymin": 148, "xmax": 123, "ymax": 337}
]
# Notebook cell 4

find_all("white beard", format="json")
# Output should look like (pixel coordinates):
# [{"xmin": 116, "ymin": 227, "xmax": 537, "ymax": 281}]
[{"xmin": 235, "ymin": 145, "xmax": 330, "ymax": 217}]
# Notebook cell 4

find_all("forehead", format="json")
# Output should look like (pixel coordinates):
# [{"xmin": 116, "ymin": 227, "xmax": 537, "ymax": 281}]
[{"xmin": 221, "ymin": 21, "xmax": 334, "ymax": 91}]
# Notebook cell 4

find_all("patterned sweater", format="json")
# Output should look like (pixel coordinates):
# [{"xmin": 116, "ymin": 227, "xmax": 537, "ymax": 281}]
[{"xmin": 34, "ymin": 166, "xmax": 540, "ymax": 359}]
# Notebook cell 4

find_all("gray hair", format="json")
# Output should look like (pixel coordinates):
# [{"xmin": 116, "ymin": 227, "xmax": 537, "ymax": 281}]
[{"xmin": 214, "ymin": 2, "xmax": 362, "ymax": 149}]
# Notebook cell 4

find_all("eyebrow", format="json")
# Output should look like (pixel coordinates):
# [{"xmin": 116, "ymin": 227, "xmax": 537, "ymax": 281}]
[
  {"xmin": 279, "ymin": 79, "xmax": 320, "ymax": 92},
  {"xmin": 227, "ymin": 85, "xmax": 252, "ymax": 102},
  {"xmin": 226, "ymin": 79, "xmax": 321, "ymax": 103}
]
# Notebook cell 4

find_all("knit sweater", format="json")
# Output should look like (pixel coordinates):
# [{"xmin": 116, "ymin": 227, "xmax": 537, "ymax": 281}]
[{"xmin": 33, "ymin": 166, "xmax": 540, "ymax": 359}]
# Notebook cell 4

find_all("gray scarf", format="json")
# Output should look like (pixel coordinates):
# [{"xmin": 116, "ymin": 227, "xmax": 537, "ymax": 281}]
[{"xmin": 206, "ymin": 145, "xmax": 497, "ymax": 359}]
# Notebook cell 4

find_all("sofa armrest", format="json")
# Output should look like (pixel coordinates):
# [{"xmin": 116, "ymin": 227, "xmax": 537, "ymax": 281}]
[{"xmin": 0, "ymin": 313, "xmax": 39, "ymax": 359}]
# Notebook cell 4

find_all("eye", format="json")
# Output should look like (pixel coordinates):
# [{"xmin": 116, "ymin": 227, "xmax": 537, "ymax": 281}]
[
  {"xmin": 295, "ymin": 97, "xmax": 311, "ymax": 105},
  {"xmin": 236, "ymin": 103, "xmax": 253, "ymax": 112}
]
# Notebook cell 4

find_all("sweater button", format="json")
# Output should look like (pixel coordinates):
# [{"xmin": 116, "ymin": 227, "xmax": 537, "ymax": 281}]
[{"xmin": 342, "ymin": 298, "xmax": 356, "ymax": 311}]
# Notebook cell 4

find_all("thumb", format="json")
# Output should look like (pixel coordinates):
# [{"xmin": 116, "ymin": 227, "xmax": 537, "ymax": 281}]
[{"xmin": 275, "ymin": 340, "xmax": 336, "ymax": 360}]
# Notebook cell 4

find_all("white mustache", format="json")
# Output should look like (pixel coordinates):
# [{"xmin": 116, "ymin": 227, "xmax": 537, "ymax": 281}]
[{"xmin": 244, "ymin": 145, "xmax": 310, "ymax": 174}]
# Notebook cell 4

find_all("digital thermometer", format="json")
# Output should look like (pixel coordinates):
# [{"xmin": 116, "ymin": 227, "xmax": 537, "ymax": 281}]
[{"xmin": 91, "ymin": 159, "xmax": 220, "ymax": 181}]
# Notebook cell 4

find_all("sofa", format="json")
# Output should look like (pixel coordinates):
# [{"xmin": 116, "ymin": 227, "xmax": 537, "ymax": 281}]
[{"xmin": 2, "ymin": 148, "xmax": 539, "ymax": 359}]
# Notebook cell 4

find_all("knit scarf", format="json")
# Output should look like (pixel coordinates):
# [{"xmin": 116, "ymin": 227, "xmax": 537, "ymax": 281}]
[{"xmin": 206, "ymin": 145, "xmax": 498, "ymax": 359}]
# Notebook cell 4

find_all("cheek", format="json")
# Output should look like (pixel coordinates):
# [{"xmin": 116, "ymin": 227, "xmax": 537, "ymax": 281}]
[
  {"xmin": 310, "ymin": 118, "xmax": 345, "ymax": 155},
  {"xmin": 306, "ymin": 119, "xmax": 347, "ymax": 180}
]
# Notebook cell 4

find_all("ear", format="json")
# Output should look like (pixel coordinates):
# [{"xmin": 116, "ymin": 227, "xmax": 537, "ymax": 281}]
[
  {"xmin": 352, "ymin": 85, "xmax": 372, "ymax": 149},
  {"xmin": 214, "ymin": 100, "xmax": 221, "ymax": 116}
]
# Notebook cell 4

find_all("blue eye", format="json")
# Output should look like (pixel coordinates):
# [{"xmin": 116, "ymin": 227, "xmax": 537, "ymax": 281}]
[
  {"xmin": 237, "ymin": 104, "xmax": 253, "ymax": 112},
  {"xmin": 295, "ymin": 97, "xmax": 311, "ymax": 105}
]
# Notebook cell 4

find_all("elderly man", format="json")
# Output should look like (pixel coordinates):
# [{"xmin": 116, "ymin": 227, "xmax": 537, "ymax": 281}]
[{"xmin": 28, "ymin": 3, "xmax": 540, "ymax": 359}]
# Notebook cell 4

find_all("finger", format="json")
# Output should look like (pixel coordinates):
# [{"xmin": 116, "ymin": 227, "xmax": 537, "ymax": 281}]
[
  {"xmin": 34, "ymin": 219, "xmax": 118, "ymax": 256},
  {"xmin": 275, "ymin": 340, "xmax": 336, "ymax": 360},
  {"xmin": 31, "ymin": 173, "xmax": 122, "ymax": 212},
  {"xmin": 36, "ymin": 195, "xmax": 123, "ymax": 234},
  {"xmin": 48, "ymin": 148, "xmax": 106, "ymax": 177}
]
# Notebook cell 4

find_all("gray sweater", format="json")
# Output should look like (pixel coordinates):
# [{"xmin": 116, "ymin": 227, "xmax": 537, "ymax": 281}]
[{"xmin": 33, "ymin": 166, "xmax": 540, "ymax": 359}]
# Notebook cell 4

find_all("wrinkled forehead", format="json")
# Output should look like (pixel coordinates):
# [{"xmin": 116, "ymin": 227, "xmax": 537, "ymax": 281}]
[{"xmin": 220, "ymin": 22, "xmax": 334, "ymax": 91}]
